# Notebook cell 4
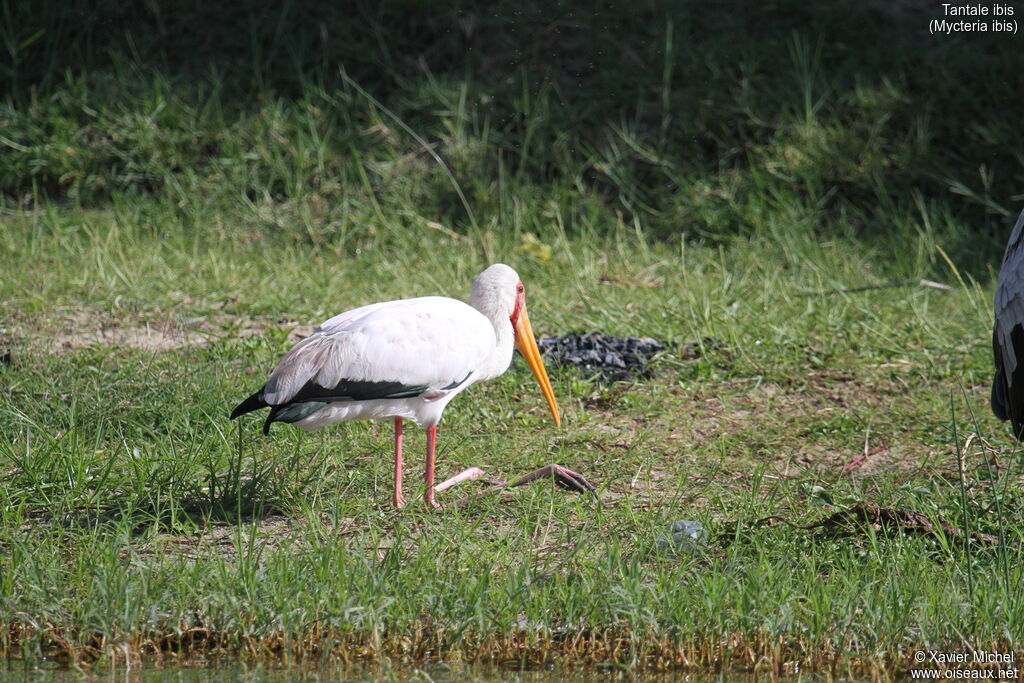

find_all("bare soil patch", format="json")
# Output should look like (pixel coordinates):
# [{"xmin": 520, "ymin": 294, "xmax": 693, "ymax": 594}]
[
  {"xmin": 2, "ymin": 307, "xmax": 315, "ymax": 355},
  {"xmin": 136, "ymin": 514, "xmax": 315, "ymax": 561}
]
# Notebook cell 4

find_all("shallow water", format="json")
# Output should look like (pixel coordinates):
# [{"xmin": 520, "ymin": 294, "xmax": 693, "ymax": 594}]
[{"xmin": 0, "ymin": 661, "xmax": 762, "ymax": 682}]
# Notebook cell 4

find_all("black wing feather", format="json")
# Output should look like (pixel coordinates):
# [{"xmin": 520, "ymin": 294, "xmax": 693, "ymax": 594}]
[
  {"xmin": 992, "ymin": 326, "xmax": 1024, "ymax": 438},
  {"xmin": 285, "ymin": 378, "xmax": 429, "ymax": 403},
  {"xmin": 229, "ymin": 378, "xmax": 431, "ymax": 433},
  {"xmin": 230, "ymin": 389, "xmax": 268, "ymax": 420}
]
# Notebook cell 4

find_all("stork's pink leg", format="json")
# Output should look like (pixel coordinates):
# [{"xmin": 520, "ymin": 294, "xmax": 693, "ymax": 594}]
[
  {"xmin": 392, "ymin": 417, "xmax": 406, "ymax": 508},
  {"xmin": 424, "ymin": 424, "xmax": 441, "ymax": 508}
]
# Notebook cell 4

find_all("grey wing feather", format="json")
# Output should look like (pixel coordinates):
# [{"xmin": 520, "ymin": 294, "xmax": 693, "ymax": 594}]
[{"xmin": 263, "ymin": 334, "xmax": 341, "ymax": 405}]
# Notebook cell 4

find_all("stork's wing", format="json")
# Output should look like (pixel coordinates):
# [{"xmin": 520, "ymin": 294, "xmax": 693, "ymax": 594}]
[
  {"xmin": 992, "ymin": 209, "xmax": 1024, "ymax": 436},
  {"xmin": 262, "ymin": 296, "xmax": 494, "ymax": 406}
]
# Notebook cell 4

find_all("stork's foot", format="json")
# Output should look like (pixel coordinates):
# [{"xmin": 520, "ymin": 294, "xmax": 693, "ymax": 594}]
[
  {"xmin": 424, "ymin": 493, "xmax": 442, "ymax": 509},
  {"xmin": 392, "ymin": 493, "xmax": 407, "ymax": 508},
  {"xmin": 438, "ymin": 463, "xmax": 601, "ymax": 506},
  {"xmin": 508, "ymin": 464, "xmax": 599, "ymax": 495},
  {"xmin": 433, "ymin": 467, "xmax": 487, "ymax": 493}
]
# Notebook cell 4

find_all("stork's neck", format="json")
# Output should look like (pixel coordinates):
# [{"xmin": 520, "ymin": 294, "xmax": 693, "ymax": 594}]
[{"xmin": 473, "ymin": 303, "xmax": 515, "ymax": 381}]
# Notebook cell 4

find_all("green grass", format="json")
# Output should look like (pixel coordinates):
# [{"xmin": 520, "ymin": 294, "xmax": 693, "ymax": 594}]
[{"xmin": 1, "ymin": 0, "xmax": 1023, "ymax": 676}]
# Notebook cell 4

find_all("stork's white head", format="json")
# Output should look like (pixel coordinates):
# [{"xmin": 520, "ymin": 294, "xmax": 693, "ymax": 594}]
[
  {"xmin": 470, "ymin": 263, "xmax": 521, "ymax": 320},
  {"xmin": 470, "ymin": 263, "xmax": 560, "ymax": 426}
]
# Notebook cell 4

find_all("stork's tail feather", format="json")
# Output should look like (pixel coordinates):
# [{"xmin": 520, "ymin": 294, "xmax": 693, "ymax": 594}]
[{"xmin": 230, "ymin": 389, "xmax": 268, "ymax": 420}]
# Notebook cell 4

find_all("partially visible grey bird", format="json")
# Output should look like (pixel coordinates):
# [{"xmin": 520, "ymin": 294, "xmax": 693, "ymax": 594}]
[{"xmin": 992, "ymin": 209, "xmax": 1024, "ymax": 438}]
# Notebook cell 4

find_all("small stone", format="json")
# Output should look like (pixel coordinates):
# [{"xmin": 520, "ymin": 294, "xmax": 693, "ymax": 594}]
[{"xmin": 657, "ymin": 519, "xmax": 707, "ymax": 554}]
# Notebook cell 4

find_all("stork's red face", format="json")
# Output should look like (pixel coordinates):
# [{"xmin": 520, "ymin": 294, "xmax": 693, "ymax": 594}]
[
  {"xmin": 510, "ymin": 281, "xmax": 561, "ymax": 426},
  {"xmin": 510, "ymin": 282, "xmax": 526, "ymax": 332}
]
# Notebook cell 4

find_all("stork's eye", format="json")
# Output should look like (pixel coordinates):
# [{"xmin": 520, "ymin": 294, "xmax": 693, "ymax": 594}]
[{"xmin": 517, "ymin": 284, "xmax": 525, "ymax": 294}]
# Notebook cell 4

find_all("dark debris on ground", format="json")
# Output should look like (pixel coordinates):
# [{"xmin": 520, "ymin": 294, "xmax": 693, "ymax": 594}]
[{"xmin": 538, "ymin": 332, "xmax": 713, "ymax": 382}]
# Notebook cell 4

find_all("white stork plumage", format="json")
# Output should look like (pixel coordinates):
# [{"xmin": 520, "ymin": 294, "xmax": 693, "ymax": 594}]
[
  {"xmin": 993, "ymin": 208, "xmax": 1024, "ymax": 438},
  {"xmin": 230, "ymin": 263, "xmax": 561, "ymax": 508}
]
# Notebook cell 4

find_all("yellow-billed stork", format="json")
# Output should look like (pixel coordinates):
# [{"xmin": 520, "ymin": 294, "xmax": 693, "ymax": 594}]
[{"xmin": 230, "ymin": 263, "xmax": 562, "ymax": 508}]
